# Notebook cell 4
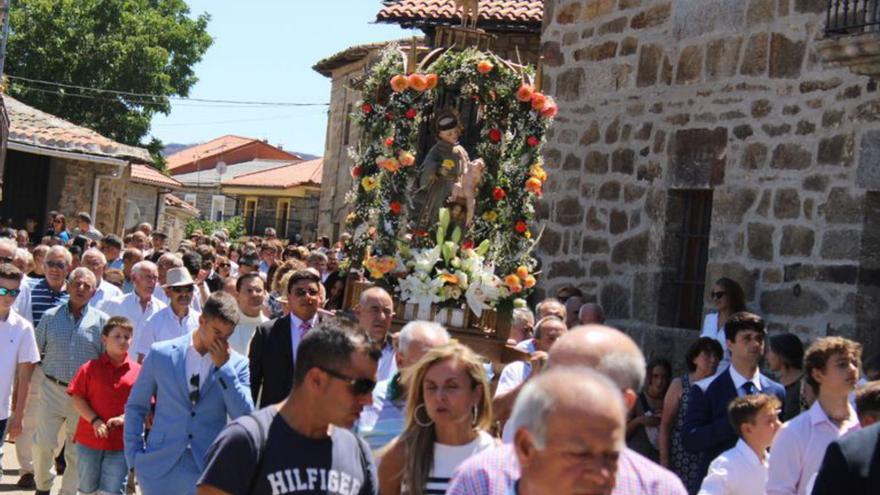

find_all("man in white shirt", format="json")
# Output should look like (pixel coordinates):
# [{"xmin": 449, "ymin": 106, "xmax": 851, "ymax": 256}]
[
  {"xmin": 699, "ymin": 394, "xmax": 783, "ymax": 495},
  {"xmin": 136, "ymin": 267, "xmax": 201, "ymax": 362},
  {"xmin": 0, "ymin": 265, "xmax": 40, "ymax": 475},
  {"xmin": 767, "ymin": 336, "xmax": 862, "ymax": 495},
  {"xmin": 98, "ymin": 261, "xmax": 166, "ymax": 359},
  {"xmin": 120, "ymin": 247, "xmax": 143, "ymax": 294},
  {"xmin": 354, "ymin": 286, "xmax": 398, "ymax": 382},
  {"xmin": 229, "ymin": 272, "xmax": 268, "ymax": 355},
  {"xmin": 82, "ymin": 248, "xmax": 123, "ymax": 307}
]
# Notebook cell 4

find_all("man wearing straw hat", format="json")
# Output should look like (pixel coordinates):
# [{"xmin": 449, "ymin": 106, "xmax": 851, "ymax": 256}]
[{"xmin": 134, "ymin": 267, "xmax": 200, "ymax": 363}]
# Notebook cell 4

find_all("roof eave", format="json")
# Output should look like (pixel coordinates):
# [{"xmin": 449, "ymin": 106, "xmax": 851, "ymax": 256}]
[{"xmin": 376, "ymin": 17, "xmax": 542, "ymax": 33}]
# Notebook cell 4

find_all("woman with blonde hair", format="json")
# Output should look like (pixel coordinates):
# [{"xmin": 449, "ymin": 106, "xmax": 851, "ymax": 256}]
[{"xmin": 378, "ymin": 342, "xmax": 494, "ymax": 495}]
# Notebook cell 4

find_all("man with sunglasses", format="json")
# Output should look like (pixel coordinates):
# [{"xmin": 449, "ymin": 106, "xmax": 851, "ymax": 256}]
[
  {"xmin": 198, "ymin": 322, "xmax": 379, "ymax": 495},
  {"xmin": 135, "ymin": 267, "xmax": 201, "ymax": 363},
  {"xmin": 125, "ymin": 291, "xmax": 253, "ymax": 495},
  {"xmin": 249, "ymin": 269, "xmax": 324, "ymax": 407}
]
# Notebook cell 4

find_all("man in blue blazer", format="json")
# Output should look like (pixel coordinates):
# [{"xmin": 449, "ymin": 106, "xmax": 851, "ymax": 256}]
[
  {"xmin": 124, "ymin": 292, "xmax": 254, "ymax": 495},
  {"xmin": 682, "ymin": 311, "xmax": 785, "ymax": 482}
]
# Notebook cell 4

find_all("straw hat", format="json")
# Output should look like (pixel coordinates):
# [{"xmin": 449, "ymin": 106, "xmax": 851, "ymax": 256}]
[{"xmin": 163, "ymin": 267, "xmax": 195, "ymax": 288}]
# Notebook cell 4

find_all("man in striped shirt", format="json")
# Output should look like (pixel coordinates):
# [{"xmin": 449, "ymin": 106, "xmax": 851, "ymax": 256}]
[{"xmin": 14, "ymin": 245, "xmax": 70, "ymax": 327}]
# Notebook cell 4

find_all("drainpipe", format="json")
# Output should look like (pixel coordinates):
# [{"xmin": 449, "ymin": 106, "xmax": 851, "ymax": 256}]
[{"xmin": 91, "ymin": 162, "xmax": 126, "ymax": 226}]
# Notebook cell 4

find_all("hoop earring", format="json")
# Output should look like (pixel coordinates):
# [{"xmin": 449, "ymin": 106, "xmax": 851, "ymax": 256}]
[
  {"xmin": 471, "ymin": 404, "xmax": 479, "ymax": 426},
  {"xmin": 414, "ymin": 403, "xmax": 434, "ymax": 428}
]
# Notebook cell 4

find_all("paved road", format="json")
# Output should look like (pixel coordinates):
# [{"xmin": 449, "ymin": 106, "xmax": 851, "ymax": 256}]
[{"xmin": 0, "ymin": 440, "xmax": 62, "ymax": 494}]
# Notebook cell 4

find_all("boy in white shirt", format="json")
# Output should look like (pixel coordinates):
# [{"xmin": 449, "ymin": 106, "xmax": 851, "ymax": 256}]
[{"xmin": 699, "ymin": 394, "xmax": 782, "ymax": 495}]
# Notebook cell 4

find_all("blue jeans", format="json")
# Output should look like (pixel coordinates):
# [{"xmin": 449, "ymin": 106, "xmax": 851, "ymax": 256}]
[{"xmin": 76, "ymin": 444, "xmax": 128, "ymax": 494}]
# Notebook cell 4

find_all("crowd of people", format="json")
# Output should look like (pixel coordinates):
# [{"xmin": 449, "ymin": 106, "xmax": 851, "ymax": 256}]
[{"xmin": 0, "ymin": 211, "xmax": 876, "ymax": 495}]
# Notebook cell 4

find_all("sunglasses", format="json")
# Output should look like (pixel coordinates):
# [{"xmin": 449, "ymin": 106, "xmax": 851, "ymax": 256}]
[
  {"xmin": 217, "ymin": 263, "xmax": 230, "ymax": 268},
  {"xmin": 189, "ymin": 374, "xmax": 200, "ymax": 404},
  {"xmin": 0, "ymin": 256, "xmax": 13, "ymax": 264},
  {"xmin": 46, "ymin": 260, "xmax": 67, "ymax": 270},
  {"xmin": 171, "ymin": 285, "xmax": 195, "ymax": 293},
  {"xmin": 318, "ymin": 367, "xmax": 376, "ymax": 396},
  {"xmin": 292, "ymin": 287, "xmax": 320, "ymax": 297},
  {"xmin": 0, "ymin": 288, "xmax": 20, "ymax": 297},
  {"xmin": 711, "ymin": 291, "xmax": 727, "ymax": 300}
]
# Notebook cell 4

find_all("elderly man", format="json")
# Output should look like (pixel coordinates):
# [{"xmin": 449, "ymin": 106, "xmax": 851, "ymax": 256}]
[
  {"xmin": 228, "ymin": 272, "xmax": 268, "ymax": 355},
  {"xmin": 136, "ymin": 267, "xmax": 201, "ymax": 362},
  {"xmin": 15, "ymin": 245, "xmax": 71, "ymax": 327},
  {"xmin": 0, "ymin": 237, "xmax": 16, "ymax": 267},
  {"xmin": 508, "ymin": 307, "xmax": 535, "ymax": 344},
  {"xmin": 510, "ymin": 367, "xmax": 627, "ymax": 495},
  {"xmin": 131, "ymin": 231, "xmax": 149, "ymax": 253},
  {"xmin": 447, "ymin": 325, "xmax": 687, "ymax": 495},
  {"xmin": 33, "ymin": 267, "xmax": 108, "ymax": 495},
  {"xmin": 579, "ymin": 303, "xmax": 606, "ymax": 325},
  {"xmin": 121, "ymin": 247, "xmax": 144, "ymax": 293},
  {"xmin": 99, "ymin": 261, "xmax": 166, "ymax": 359},
  {"xmin": 535, "ymin": 297, "xmax": 566, "ymax": 321},
  {"xmin": 307, "ymin": 250, "xmax": 329, "ymax": 282},
  {"xmin": 563, "ymin": 295, "xmax": 583, "ymax": 328},
  {"xmin": 495, "ymin": 315, "xmax": 568, "ymax": 441},
  {"xmin": 82, "ymin": 248, "xmax": 123, "ymax": 307},
  {"xmin": 357, "ymin": 320, "xmax": 449, "ymax": 451},
  {"xmin": 355, "ymin": 286, "xmax": 397, "ymax": 382}
]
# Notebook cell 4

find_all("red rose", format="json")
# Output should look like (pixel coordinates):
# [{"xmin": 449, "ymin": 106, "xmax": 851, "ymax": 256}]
[
  {"xmin": 351, "ymin": 165, "xmax": 362, "ymax": 179},
  {"xmin": 492, "ymin": 187, "xmax": 506, "ymax": 201},
  {"xmin": 385, "ymin": 111, "xmax": 394, "ymax": 121},
  {"xmin": 461, "ymin": 239, "xmax": 475, "ymax": 250},
  {"xmin": 405, "ymin": 108, "xmax": 417, "ymax": 119},
  {"xmin": 362, "ymin": 102, "xmax": 373, "ymax": 114},
  {"xmin": 385, "ymin": 137, "xmax": 394, "ymax": 147},
  {"xmin": 515, "ymin": 221, "xmax": 528, "ymax": 233},
  {"xmin": 527, "ymin": 136, "xmax": 539, "ymax": 147},
  {"xmin": 489, "ymin": 128, "xmax": 502, "ymax": 143},
  {"xmin": 390, "ymin": 201, "xmax": 402, "ymax": 215}
]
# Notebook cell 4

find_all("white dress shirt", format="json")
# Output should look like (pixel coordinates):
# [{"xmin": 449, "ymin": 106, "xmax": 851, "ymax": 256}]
[
  {"xmin": 153, "ymin": 284, "xmax": 202, "ymax": 312},
  {"xmin": 229, "ymin": 311, "xmax": 268, "ymax": 356},
  {"xmin": 376, "ymin": 343, "xmax": 398, "ymax": 383},
  {"xmin": 699, "ymin": 439, "xmax": 769, "ymax": 495},
  {"xmin": 766, "ymin": 400, "xmax": 861, "ymax": 495},
  {"xmin": 89, "ymin": 279, "xmax": 123, "ymax": 308},
  {"xmin": 136, "ymin": 306, "xmax": 201, "ymax": 358},
  {"xmin": 289, "ymin": 313, "xmax": 318, "ymax": 364},
  {"xmin": 729, "ymin": 364, "xmax": 763, "ymax": 396},
  {"xmin": 98, "ymin": 292, "xmax": 167, "ymax": 359},
  {"xmin": 185, "ymin": 333, "xmax": 215, "ymax": 397}
]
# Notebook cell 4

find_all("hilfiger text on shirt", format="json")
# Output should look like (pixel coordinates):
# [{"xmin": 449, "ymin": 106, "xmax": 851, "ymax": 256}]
[{"xmin": 266, "ymin": 467, "xmax": 362, "ymax": 495}]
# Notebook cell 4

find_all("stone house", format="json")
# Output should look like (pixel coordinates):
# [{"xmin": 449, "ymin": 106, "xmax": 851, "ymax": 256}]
[
  {"xmin": 161, "ymin": 193, "xmax": 200, "ymax": 250},
  {"xmin": 537, "ymin": 0, "xmax": 880, "ymax": 357},
  {"xmin": 0, "ymin": 95, "xmax": 151, "ymax": 235},
  {"xmin": 127, "ymin": 164, "xmax": 198, "ymax": 245},
  {"xmin": 314, "ymin": 0, "xmax": 546, "ymax": 240},
  {"xmin": 220, "ymin": 158, "xmax": 323, "ymax": 240}
]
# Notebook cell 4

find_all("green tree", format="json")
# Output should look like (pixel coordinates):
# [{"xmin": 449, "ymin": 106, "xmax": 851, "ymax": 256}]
[{"xmin": 5, "ymin": 0, "xmax": 212, "ymax": 166}]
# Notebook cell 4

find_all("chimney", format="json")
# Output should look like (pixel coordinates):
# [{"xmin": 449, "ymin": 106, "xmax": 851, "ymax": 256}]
[{"xmin": 277, "ymin": 144, "xmax": 284, "ymax": 150}]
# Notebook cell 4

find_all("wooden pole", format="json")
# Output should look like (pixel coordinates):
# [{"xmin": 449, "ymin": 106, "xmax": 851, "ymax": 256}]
[{"xmin": 534, "ymin": 55, "xmax": 544, "ymax": 92}]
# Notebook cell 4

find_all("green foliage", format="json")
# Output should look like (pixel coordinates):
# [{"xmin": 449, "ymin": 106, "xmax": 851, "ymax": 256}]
[
  {"xmin": 185, "ymin": 215, "xmax": 245, "ymax": 242},
  {"xmin": 6, "ymin": 0, "xmax": 213, "ymax": 162}
]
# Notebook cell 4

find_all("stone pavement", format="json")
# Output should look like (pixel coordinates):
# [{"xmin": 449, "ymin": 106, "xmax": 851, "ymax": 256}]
[{"xmin": 0, "ymin": 440, "xmax": 61, "ymax": 494}]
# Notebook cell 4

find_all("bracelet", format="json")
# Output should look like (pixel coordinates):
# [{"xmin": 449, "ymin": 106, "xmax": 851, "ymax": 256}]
[{"xmin": 90, "ymin": 416, "xmax": 101, "ymax": 425}]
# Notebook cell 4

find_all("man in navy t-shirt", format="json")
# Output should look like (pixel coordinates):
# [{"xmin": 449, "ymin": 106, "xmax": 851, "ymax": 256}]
[{"xmin": 197, "ymin": 323, "xmax": 381, "ymax": 495}]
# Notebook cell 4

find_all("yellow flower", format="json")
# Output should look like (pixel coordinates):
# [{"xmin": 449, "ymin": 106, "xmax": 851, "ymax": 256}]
[
  {"xmin": 441, "ymin": 159, "xmax": 455, "ymax": 170},
  {"xmin": 361, "ymin": 176, "xmax": 379, "ymax": 191},
  {"xmin": 530, "ymin": 164, "xmax": 547, "ymax": 182},
  {"xmin": 440, "ymin": 272, "xmax": 460, "ymax": 285},
  {"xmin": 482, "ymin": 210, "xmax": 498, "ymax": 222}
]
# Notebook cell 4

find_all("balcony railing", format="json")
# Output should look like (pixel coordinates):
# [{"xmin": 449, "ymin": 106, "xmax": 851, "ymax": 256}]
[{"xmin": 827, "ymin": 0, "xmax": 880, "ymax": 35}]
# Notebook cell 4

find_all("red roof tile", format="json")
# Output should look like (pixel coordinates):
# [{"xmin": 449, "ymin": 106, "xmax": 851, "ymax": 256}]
[
  {"xmin": 165, "ymin": 135, "xmax": 255, "ymax": 170},
  {"xmin": 131, "ymin": 164, "xmax": 182, "ymax": 189},
  {"xmin": 222, "ymin": 158, "xmax": 323, "ymax": 189},
  {"xmin": 3, "ymin": 94, "xmax": 151, "ymax": 163},
  {"xmin": 164, "ymin": 193, "xmax": 199, "ymax": 213},
  {"xmin": 377, "ymin": 0, "xmax": 543, "ymax": 28}
]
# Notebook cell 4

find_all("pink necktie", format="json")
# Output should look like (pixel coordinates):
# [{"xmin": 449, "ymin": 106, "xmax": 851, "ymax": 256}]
[{"xmin": 300, "ymin": 320, "xmax": 312, "ymax": 334}]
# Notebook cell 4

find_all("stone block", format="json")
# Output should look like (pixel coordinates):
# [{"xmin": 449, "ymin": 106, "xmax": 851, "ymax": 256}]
[
  {"xmin": 611, "ymin": 231, "xmax": 650, "ymax": 265},
  {"xmin": 585, "ymin": 206, "xmax": 607, "ymax": 231},
  {"xmin": 802, "ymin": 175, "xmax": 829, "ymax": 192},
  {"xmin": 612, "ymin": 148, "xmax": 636, "ymax": 174},
  {"xmin": 706, "ymin": 37, "xmax": 744, "ymax": 81},
  {"xmin": 598, "ymin": 181, "xmax": 622, "ymax": 201},
  {"xmin": 763, "ymin": 268, "xmax": 783, "ymax": 283},
  {"xmin": 601, "ymin": 282, "xmax": 631, "ymax": 319},
  {"xmin": 796, "ymin": 120, "xmax": 816, "ymax": 135},
  {"xmin": 584, "ymin": 151, "xmax": 610, "ymax": 174},
  {"xmin": 762, "ymin": 123, "xmax": 791, "ymax": 137},
  {"xmin": 822, "ymin": 109, "xmax": 845, "ymax": 129},
  {"xmin": 599, "ymin": 17, "xmax": 629, "ymax": 35},
  {"xmin": 752, "ymin": 99, "xmax": 772, "ymax": 118},
  {"xmin": 820, "ymin": 229, "xmax": 861, "ymax": 260},
  {"xmin": 606, "ymin": 117, "xmax": 621, "ymax": 144},
  {"xmin": 756, "ymin": 190, "xmax": 771, "ymax": 217},
  {"xmin": 548, "ymin": 259, "xmax": 586, "ymax": 279},
  {"xmin": 556, "ymin": 196, "xmax": 584, "ymax": 226},
  {"xmin": 769, "ymin": 33, "xmax": 806, "ymax": 78},
  {"xmin": 705, "ymin": 262, "xmax": 758, "ymax": 300},
  {"xmin": 782, "ymin": 105, "xmax": 800, "ymax": 116},
  {"xmin": 583, "ymin": 0, "xmax": 616, "ymax": 20},
  {"xmin": 817, "ymin": 265, "xmax": 859, "ymax": 285},
  {"xmin": 794, "ymin": 0, "xmax": 826, "ymax": 13},
  {"xmin": 799, "ymin": 78, "xmax": 843, "ymax": 93},
  {"xmin": 624, "ymin": 184, "xmax": 647, "ymax": 201},
  {"xmin": 563, "ymin": 153, "xmax": 582, "ymax": 171},
  {"xmin": 672, "ymin": 0, "xmax": 744, "ymax": 40},
  {"xmin": 661, "ymin": 56, "xmax": 673, "ymax": 85},
  {"xmin": 676, "ymin": 45, "xmax": 703, "ymax": 84},
  {"xmin": 773, "ymin": 188, "xmax": 801, "ymax": 219},
  {"xmin": 819, "ymin": 187, "xmax": 863, "ymax": 224},
  {"xmin": 582, "ymin": 236, "xmax": 611, "ymax": 254},
  {"xmin": 817, "ymin": 134, "xmax": 853, "ymax": 166},
  {"xmin": 620, "ymin": 37, "xmax": 639, "ymax": 56},
  {"xmin": 713, "ymin": 187, "xmax": 758, "ymax": 223},
  {"xmin": 747, "ymin": 0, "xmax": 774, "ymax": 25},
  {"xmin": 581, "ymin": 121, "xmax": 601, "ymax": 146},
  {"xmin": 540, "ymin": 227, "xmax": 562, "ymax": 255},
  {"xmin": 637, "ymin": 44, "xmax": 663, "ymax": 87},
  {"xmin": 770, "ymin": 143, "xmax": 812, "ymax": 170},
  {"xmin": 668, "ymin": 127, "xmax": 728, "ymax": 187},
  {"xmin": 556, "ymin": 68, "xmax": 585, "ymax": 101},
  {"xmin": 610, "ymin": 209, "xmax": 629, "ymax": 234},
  {"xmin": 620, "ymin": 0, "xmax": 642, "ymax": 9},
  {"xmin": 541, "ymin": 41, "xmax": 564, "ymax": 67},
  {"xmin": 760, "ymin": 288, "xmax": 829, "ymax": 316},
  {"xmin": 653, "ymin": 130, "xmax": 666, "ymax": 153},
  {"xmin": 858, "ymin": 130, "xmax": 880, "ymax": 190},
  {"xmin": 733, "ymin": 124, "xmax": 754, "ymax": 140},
  {"xmin": 783, "ymin": 263, "xmax": 816, "ymax": 282},
  {"xmin": 741, "ymin": 33, "xmax": 769, "ymax": 76},
  {"xmin": 556, "ymin": 2, "xmax": 581, "ymax": 24},
  {"xmin": 635, "ymin": 122, "xmax": 653, "ymax": 140},
  {"xmin": 590, "ymin": 261, "xmax": 611, "ymax": 277},
  {"xmin": 780, "ymin": 225, "xmax": 815, "ymax": 257},
  {"xmin": 748, "ymin": 223, "xmax": 775, "ymax": 261},
  {"xmin": 631, "ymin": 2, "xmax": 672, "ymax": 29}
]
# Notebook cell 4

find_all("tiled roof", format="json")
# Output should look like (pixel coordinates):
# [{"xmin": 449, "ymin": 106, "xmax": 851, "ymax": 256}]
[
  {"xmin": 173, "ymin": 159, "xmax": 301, "ymax": 187},
  {"xmin": 3, "ymin": 94, "xmax": 152, "ymax": 163},
  {"xmin": 313, "ymin": 38, "xmax": 424, "ymax": 77},
  {"xmin": 164, "ymin": 193, "xmax": 199, "ymax": 213},
  {"xmin": 377, "ymin": 0, "xmax": 543, "ymax": 29},
  {"xmin": 164, "ymin": 135, "xmax": 254, "ymax": 170},
  {"xmin": 130, "ymin": 164, "xmax": 182, "ymax": 189},
  {"xmin": 222, "ymin": 158, "xmax": 323, "ymax": 188}
]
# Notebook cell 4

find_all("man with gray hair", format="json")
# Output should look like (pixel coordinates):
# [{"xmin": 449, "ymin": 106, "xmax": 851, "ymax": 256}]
[
  {"xmin": 508, "ymin": 307, "xmax": 535, "ymax": 344},
  {"xmin": 448, "ymin": 324, "xmax": 687, "ymax": 495},
  {"xmin": 33, "ymin": 267, "xmax": 108, "ymax": 495},
  {"xmin": 355, "ymin": 286, "xmax": 398, "ymax": 381},
  {"xmin": 98, "ymin": 261, "xmax": 167, "ymax": 359},
  {"xmin": 357, "ymin": 320, "xmax": 450, "ymax": 451},
  {"xmin": 578, "ymin": 303, "xmax": 606, "ymax": 325},
  {"xmin": 81, "ymin": 248, "xmax": 123, "ymax": 307},
  {"xmin": 509, "ymin": 367, "xmax": 627, "ymax": 495}
]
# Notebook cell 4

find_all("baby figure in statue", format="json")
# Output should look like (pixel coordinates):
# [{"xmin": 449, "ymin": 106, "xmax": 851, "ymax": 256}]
[{"xmin": 450, "ymin": 158, "xmax": 484, "ymax": 227}]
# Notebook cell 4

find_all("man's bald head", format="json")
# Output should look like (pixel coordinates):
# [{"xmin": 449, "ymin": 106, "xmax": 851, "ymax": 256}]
[{"xmin": 549, "ymin": 324, "xmax": 646, "ymax": 398}]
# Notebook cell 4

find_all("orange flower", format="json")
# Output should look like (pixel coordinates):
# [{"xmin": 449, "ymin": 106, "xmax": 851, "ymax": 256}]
[
  {"xmin": 378, "ymin": 157, "xmax": 400, "ymax": 172},
  {"xmin": 408, "ymin": 73, "xmax": 428, "ymax": 92},
  {"xmin": 398, "ymin": 151, "xmax": 415, "ymax": 167},
  {"xmin": 390, "ymin": 74, "xmax": 409, "ymax": 92},
  {"xmin": 440, "ymin": 272, "xmax": 460, "ymax": 285},
  {"xmin": 525, "ymin": 177, "xmax": 543, "ymax": 195},
  {"xmin": 477, "ymin": 59, "xmax": 494, "ymax": 74},
  {"xmin": 425, "ymin": 73, "xmax": 439, "ymax": 90},
  {"xmin": 516, "ymin": 84, "xmax": 534, "ymax": 102},
  {"xmin": 504, "ymin": 274, "xmax": 521, "ymax": 288},
  {"xmin": 516, "ymin": 266, "xmax": 529, "ymax": 279},
  {"xmin": 531, "ymin": 92, "xmax": 548, "ymax": 111},
  {"xmin": 523, "ymin": 275, "xmax": 537, "ymax": 289},
  {"xmin": 540, "ymin": 97, "xmax": 558, "ymax": 118}
]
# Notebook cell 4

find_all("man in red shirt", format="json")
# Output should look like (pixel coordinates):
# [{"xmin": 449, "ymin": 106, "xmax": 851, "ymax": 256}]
[{"xmin": 67, "ymin": 316, "xmax": 141, "ymax": 495}]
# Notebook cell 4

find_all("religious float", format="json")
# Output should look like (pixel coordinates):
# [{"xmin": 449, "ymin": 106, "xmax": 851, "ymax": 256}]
[{"xmin": 342, "ymin": 26, "xmax": 556, "ymax": 363}]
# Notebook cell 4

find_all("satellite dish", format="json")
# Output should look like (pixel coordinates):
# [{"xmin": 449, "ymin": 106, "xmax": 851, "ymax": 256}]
[{"xmin": 216, "ymin": 160, "xmax": 227, "ymax": 177}]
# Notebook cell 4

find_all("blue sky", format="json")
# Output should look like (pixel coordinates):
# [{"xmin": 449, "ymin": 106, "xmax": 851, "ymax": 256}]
[{"xmin": 150, "ymin": 0, "xmax": 412, "ymax": 156}]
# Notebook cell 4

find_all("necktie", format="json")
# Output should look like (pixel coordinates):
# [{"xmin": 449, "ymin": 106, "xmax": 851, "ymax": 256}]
[
  {"xmin": 301, "ymin": 320, "xmax": 312, "ymax": 334},
  {"xmin": 742, "ymin": 382, "xmax": 756, "ymax": 395}
]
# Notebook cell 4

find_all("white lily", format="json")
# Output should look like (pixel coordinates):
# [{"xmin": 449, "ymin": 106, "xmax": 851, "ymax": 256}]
[
  {"xmin": 465, "ymin": 272, "xmax": 501, "ymax": 317},
  {"xmin": 412, "ymin": 245, "xmax": 442, "ymax": 274},
  {"xmin": 399, "ymin": 273, "xmax": 443, "ymax": 307}
]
